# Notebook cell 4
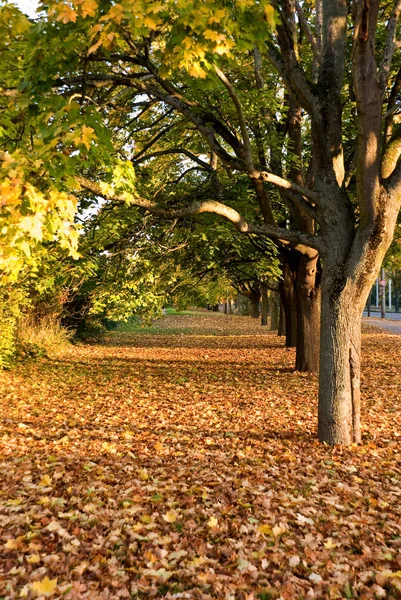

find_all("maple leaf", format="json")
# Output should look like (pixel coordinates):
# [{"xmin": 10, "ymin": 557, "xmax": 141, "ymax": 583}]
[
  {"xmin": 257, "ymin": 523, "xmax": 272, "ymax": 535},
  {"xmin": 52, "ymin": 4, "xmax": 77, "ymax": 23},
  {"xmin": 189, "ymin": 62, "xmax": 207, "ymax": 79},
  {"xmin": 207, "ymin": 516, "xmax": 218, "ymax": 528},
  {"xmin": 264, "ymin": 4, "xmax": 275, "ymax": 27},
  {"xmin": 79, "ymin": 0, "xmax": 97, "ymax": 18},
  {"xmin": 31, "ymin": 576, "xmax": 58, "ymax": 597},
  {"xmin": 163, "ymin": 510, "xmax": 177, "ymax": 523},
  {"xmin": 27, "ymin": 554, "xmax": 41, "ymax": 563},
  {"xmin": 39, "ymin": 474, "xmax": 52, "ymax": 487},
  {"xmin": 107, "ymin": 4, "xmax": 124, "ymax": 24},
  {"xmin": 208, "ymin": 9, "xmax": 227, "ymax": 23}
]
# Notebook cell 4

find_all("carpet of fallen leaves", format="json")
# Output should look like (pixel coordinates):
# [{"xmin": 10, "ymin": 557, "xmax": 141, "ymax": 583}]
[{"xmin": 1, "ymin": 311, "xmax": 401, "ymax": 600}]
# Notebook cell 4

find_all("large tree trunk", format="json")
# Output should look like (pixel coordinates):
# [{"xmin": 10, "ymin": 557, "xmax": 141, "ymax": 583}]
[
  {"xmin": 295, "ymin": 253, "xmax": 321, "ymax": 372},
  {"xmin": 250, "ymin": 297, "xmax": 260, "ymax": 318},
  {"xmin": 270, "ymin": 291, "xmax": 280, "ymax": 329},
  {"xmin": 318, "ymin": 285, "xmax": 362, "ymax": 445}
]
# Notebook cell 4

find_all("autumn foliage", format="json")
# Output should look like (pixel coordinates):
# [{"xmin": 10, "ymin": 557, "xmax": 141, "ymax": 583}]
[{"xmin": 1, "ymin": 313, "xmax": 401, "ymax": 599}]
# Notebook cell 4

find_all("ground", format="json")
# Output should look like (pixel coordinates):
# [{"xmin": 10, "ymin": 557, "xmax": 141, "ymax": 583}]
[{"xmin": 1, "ymin": 311, "xmax": 401, "ymax": 600}]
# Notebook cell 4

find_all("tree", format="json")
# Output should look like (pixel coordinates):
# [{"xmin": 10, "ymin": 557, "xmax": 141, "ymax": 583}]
[{"xmin": 4, "ymin": 0, "xmax": 401, "ymax": 444}]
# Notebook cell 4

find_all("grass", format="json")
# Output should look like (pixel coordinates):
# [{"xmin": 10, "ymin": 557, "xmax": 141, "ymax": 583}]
[{"xmin": 16, "ymin": 315, "xmax": 73, "ymax": 358}]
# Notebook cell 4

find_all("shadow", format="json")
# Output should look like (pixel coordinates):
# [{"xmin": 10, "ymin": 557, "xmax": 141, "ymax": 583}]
[
  {"xmin": 98, "ymin": 331, "xmax": 285, "ymax": 350},
  {"xmin": 6, "ymin": 421, "xmax": 315, "ymax": 445}
]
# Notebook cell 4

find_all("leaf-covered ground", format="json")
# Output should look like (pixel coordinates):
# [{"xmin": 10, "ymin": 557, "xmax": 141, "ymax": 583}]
[{"xmin": 1, "ymin": 311, "xmax": 401, "ymax": 600}]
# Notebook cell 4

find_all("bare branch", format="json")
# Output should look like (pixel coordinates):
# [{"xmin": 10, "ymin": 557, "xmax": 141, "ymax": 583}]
[
  {"xmin": 259, "ymin": 170, "xmax": 320, "ymax": 203},
  {"xmin": 131, "ymin": 121, "xmax": 179, "ymax": 162},
  {"xmin": 133, "ymin": 148, "xmax": 212, "ymax": 170},
  {"xmin": 213, "ymin": 65, "xmax": 254, "ymax": 173}
]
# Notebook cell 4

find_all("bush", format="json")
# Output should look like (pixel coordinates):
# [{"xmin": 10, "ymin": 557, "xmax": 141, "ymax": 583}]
[{"xmin": 0, "ymin": 287, "xmax": 26, "ymax": 369}]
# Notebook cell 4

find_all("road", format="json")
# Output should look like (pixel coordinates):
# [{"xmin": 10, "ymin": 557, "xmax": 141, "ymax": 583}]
[
  {"xmin": 363, "ymin": 313, "xmax": 401, "ymax": 335},
  {"xmin": 363, "ymin": 310, "xmax": 401, "ymax": 321}
]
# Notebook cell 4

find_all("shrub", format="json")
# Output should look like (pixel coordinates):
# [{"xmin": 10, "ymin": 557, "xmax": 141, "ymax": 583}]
[{"xmin": 0, "ymin": 287, "xmax": 26, "ymax": 368}]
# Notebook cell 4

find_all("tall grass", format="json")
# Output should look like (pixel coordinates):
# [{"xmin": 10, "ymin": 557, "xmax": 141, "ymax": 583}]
[{"xmin": 17, "ymin": 316, "xmax": 73, "ymax": 358}]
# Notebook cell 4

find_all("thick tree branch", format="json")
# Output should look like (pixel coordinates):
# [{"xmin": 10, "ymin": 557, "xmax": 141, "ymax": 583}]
[
  {"xmin": 259, "ymin": 171, "xmax": 319, "ymax": 203},
  {"xmin": 133, "ymin": 148, "xmax": 212, "ymax": 171},
  {"xmin": 77, "ymin": 177, "xmax": 322, "ymax": 251},
  {"xmin": 352, "ymin": 0, "xmax": 382, "ymax": 224},
  {"xmin": 381, "ymin": 127, "xmax": 401, "ymax": 179},
  {"xmin": 384, "ymin": 66, "xmax": 401, "ymax": 142}
]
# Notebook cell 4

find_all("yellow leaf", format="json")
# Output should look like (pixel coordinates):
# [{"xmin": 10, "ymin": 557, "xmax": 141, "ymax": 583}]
[
  {"xmin": 39, "ymin": 474, "xmax": 52, "ymax": 487},
  {"xmin": 204, "ymin": 29, "xmax": 225, "ymax": 42},
  {"xmin": 31, "ymin": 576, "xmax": 58, "ymax": 597},
  {"xmin": 163, "ymin": 510, "xmax": 177, "ymax": 523},
  {"xmin": 138, "ymin": 468, "xmax": 149, "ymax": 480},
  {"xmin": 107, "ymin": 3, "xmax": 124, "ymax": 24},
  {"xmin": 154, "ymin": 441, "xmax": 164, "ymax": 453},
  {"xmin": 258, "ymin": 523, "xmax": 273, "ymax": 535},
  {"xmin": 27, "ymin": 555, "xmax": 41, "ymax": 563},
  {"xmin": 146, "ymin": 2, "xmax": 164, "ymax": 14},
  {"xmin": 19, "ymin": 241, "xmax": 31, "ymax": 258},
  {"xmin": 88, "ymin": 37, "xmax": 103, "ymax": 55},
  {"xmin": 214, "ymin": 42, "xmax": 234, "ymax": 56},
  {"xmin": 79, "ymin": 0, "xmax": 98, "ymax": 18},
  {"xmin": 52, "ymin": 4, "xmax": 77, "ymax": 24},
  {"xmin": 81, "ymin": 125, "xmax": 96, "ymax": 150},
  {"xmin": 189, "ymin": 62, "xmax": 207, "ymax": 79},
  {"xmin": 264, "ymin": 4, "xmax": 275, "ymax": 27},
  {"xmin": 5, "ymin": 537, "xmax": 23, "ymax": 550},
  {"xmin": 207, "ymin": 516, "xmax": 218, "ymax": 528},
  {"xmin": 144, "ymin": 16, "xmax": 159, "ymax": 30},
  {"xmin": 208, "ymin": 8, "xmax": 226, "ymax": 23}
]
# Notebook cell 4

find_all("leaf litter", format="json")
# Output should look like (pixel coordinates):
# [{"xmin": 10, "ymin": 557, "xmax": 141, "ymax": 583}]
[{"xmin": 0, "ymin": 312, "xmax": 401, "ymax": 599}]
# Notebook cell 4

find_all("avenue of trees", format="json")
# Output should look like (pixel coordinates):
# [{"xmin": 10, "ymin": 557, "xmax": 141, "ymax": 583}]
[{"xmin": 1, "ymin": 0, "xmax": 401, "ymax": 445}]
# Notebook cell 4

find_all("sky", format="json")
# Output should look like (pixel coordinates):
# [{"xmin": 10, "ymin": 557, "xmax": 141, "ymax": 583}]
[{"xmin": 13, "ymin": 0, "xmax": 39, "ymax": 18}]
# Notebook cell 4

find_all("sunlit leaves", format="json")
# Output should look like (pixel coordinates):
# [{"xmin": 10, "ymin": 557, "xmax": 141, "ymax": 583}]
[
  {"xmin": 0, "ymin": 152, "xmax": 80, "ymax": 281},
  {"xmin": 0, "ymin": 315, "xmax": 401, "ymax": 597},
  {"xmin": 30, "ymin": 577, "xmax": 58, "ymax": 597},
  {"xmin": 44, "ymin": 0, "xmax": 276, "ymax": 80}
]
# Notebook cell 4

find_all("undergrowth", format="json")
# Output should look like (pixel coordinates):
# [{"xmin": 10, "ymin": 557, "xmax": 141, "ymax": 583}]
[{"xmin": 16, "ymin": 316, "xmax": 73, "ymax": 358}]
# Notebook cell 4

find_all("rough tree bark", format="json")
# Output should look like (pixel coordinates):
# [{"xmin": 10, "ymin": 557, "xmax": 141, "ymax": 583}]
[
  {"xmin": 271, "ymin": 0, "xmax": 401, "ymax": 442},
  {"xmin": 280, "ymin": 256, "xmax": 297, "ymax": 346},
  {"xmin": 250, "ymin": 296, "xmax": 260, "ymax": 318},
  {"xmin": 261, "ymin": 283, "xmax": 269, "ymax": 326},
  {"xmin": 270, "ymin": 291, "xmax": 280, "ymax": 330},
  {"xmin": 295, "ymin": 253, "xmax": 321, "ymax": 372}
]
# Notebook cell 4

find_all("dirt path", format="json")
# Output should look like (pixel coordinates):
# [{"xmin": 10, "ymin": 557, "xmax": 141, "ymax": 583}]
[{"xmin": 1, "ymin": 313, "xmax": 401, "ymax": 599}]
